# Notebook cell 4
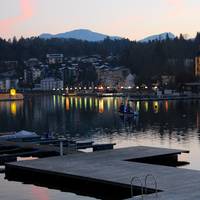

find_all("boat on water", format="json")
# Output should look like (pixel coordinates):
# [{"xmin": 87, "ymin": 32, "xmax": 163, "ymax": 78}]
[
  {"xmin": 118, "ymin": 111, "xmax": 139, "ymax": 116},
  {"xmin": 118, "ymin": 103, "xmax": 139, "ymax": 116},
  {"xmin": 0, "ymin": 130, "xmax": 40, "ymax": 141}
]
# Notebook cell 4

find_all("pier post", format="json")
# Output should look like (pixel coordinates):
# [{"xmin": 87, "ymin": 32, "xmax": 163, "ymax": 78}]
[{"xmin": 59, "ymin": 137, "xmax": 65, "ymax": 156}]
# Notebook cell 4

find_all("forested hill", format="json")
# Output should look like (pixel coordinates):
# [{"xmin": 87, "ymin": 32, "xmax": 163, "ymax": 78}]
[{"xmin": 1, "ymin": 33, "xmax": 200, "ymax": 82}]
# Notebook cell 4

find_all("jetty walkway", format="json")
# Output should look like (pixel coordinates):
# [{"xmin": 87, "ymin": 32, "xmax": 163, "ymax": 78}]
[{"xmin": 5, "ymin": 146, "xmax": 200, "ymax": 199}]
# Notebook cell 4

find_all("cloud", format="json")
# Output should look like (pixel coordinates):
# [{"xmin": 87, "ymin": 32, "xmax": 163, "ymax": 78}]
[{"xmin": 0, "ymin": 0, "xmax": 35, "ymax": 36}]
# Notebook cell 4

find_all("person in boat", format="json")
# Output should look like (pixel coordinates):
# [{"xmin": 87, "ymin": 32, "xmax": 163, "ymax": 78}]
[
  {"xmin": 126, "ymin": 103, "xmax": 131, "ymax": 113},
  {"xmin": 119, "ymin": 103, "xmax": 125, "ymax": 113}
]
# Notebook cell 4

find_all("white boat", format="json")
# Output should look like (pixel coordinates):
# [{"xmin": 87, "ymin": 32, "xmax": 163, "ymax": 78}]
[{"xmin": 0, "ymin": 130, "xmax": 40, "ymax": 141}]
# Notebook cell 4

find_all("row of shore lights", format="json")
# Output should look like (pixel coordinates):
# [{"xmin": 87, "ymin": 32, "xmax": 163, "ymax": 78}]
[{"xmin": 52, "ymin": 86, "xmax": 158, "ymax": 91}]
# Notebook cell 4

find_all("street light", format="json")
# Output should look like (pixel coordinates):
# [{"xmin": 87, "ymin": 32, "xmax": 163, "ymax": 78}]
[
  {"xmin": 99, "ymin": 86, "xmax": 104, "ymax": 90},
  {"xmin": 10, "ymin": 89, "xmax": 16, "ymax": 96}
]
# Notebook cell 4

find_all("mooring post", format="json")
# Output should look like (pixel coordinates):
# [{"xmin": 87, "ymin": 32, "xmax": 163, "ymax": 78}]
[{"xmin": 59, "ymin": 137, "xmax": 66, "ymax": 156}]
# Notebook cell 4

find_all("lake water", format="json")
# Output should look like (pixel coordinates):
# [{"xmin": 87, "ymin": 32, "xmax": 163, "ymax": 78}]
[{"xmin": 1, "ymin": 95, "xmax": 200, "ymax": 199}]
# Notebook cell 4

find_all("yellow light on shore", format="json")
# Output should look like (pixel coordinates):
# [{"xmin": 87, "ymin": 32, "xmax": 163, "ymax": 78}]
[{"xmin": 10, "ymin": 89, "xmax": 16, "ymax": 96}]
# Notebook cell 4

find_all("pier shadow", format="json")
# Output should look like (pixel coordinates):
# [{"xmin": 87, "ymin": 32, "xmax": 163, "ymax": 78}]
[
  {"xmin": 5, "ymin": 167, "xmax": 159, "ymax": 200},
  {"xmin": 126, "ymin": 154, "xmax": 190, "ymax": 167}
]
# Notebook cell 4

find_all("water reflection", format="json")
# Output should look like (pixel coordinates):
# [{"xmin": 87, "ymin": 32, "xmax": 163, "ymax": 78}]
[
  {"xmin": 1, "ymin": 97, "xmax": 200, "ymax": 134},
  {"xmin": 0, "ymin": 101, "xmax": 23, "ymax": 117},
  {"xmin": 144, "ymin": 101, "xmax": 149, "ymax": 112},
  {"xmin": 99, "ymin": 99, "xmax": 104, "ymax": 113},
  {"xmin": 66, "ymin": 98, "xmax": 70, "ymax": 111},
  {"xmin": 165, "ymin": 101, "xmax": 169, "ymax": 112},
  {"xmin": 153, "ymin": 101, "xmax": 159, "ymax": 113},
  {"xmin": 10, "ymin": 102, "xmax": 17, "ymax": 116}
]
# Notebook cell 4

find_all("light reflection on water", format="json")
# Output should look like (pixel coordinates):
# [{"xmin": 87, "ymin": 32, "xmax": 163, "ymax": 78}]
[
  {"xmin": 0, "ymin": 174, "xmax": 96, "ymax": 200},
  {"xmin": 1, "ymin": 96, "xmax": 200, "ymax": 199}
]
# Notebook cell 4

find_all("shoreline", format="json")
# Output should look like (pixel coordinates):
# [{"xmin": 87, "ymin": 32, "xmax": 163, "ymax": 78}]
[{"xmin": 0, "ymin": 93, "xmax": 24, "ymax": 101}]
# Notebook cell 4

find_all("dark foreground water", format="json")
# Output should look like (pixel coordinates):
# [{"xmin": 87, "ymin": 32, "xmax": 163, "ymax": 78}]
[{"xmin": 1, "ymin": 95, "xmax": 200, "ymax": 199}]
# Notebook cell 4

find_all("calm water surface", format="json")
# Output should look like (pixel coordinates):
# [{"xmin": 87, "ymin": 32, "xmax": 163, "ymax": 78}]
[{"xmin": 1, "ymin": 95, "xmax": 200, "ymax": 199}]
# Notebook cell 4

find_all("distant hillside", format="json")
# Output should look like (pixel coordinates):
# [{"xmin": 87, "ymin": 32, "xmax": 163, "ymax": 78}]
[
  {"xmin": 140, "ymin": 32, "xmax": 176, "ymax": 43},
  {"xmin": 39, "ymin": 29, "xmax": 122, "ymax": 42}
]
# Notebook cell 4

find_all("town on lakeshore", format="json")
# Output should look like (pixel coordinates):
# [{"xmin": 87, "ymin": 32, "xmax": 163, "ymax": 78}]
[
  {"xmin": 2, "ymin": 0, "xmax": 200, "ymax": 200},
  {"xmin": 1, "ymin": 49, "xmax": 200, "ymax": 99}
]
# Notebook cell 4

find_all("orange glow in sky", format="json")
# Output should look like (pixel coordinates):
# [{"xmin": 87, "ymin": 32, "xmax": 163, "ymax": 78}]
[
  {"xmin": 0, "ymin": 0, "xmax": 35, "ymax": 36},
  {"xmin": 0, "ymin": 0, "xmax": 199, "ymax": 40}
]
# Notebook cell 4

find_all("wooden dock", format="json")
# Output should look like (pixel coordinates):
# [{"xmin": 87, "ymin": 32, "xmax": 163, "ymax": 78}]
[
  {"xmin": 0, "ymin": 140, "xmax": 77, "ymax": 164},
  {"xmin": 5, "ymin": 146, "xmax": 200, "ymax": 199}
]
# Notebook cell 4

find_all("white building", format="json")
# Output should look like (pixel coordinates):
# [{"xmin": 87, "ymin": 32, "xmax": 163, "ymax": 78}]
[
  {"xmin": 97, "ymin": 66, "xmax": 130, "ymax": 88},
  {"xmin": 46, "ymin": 54, "xmax": 64, "ymax": 64},
  {"xmin": 32, "ymin": 67, "xmax": 42, "ymax": 81},
  {"xmin": 40, "ymin": 78, "xmax": 63, "ymax": 91},
  {"xmin": 0, "ymin": 78, "xmax": 19, "ymax": 91},
  {"xmin": 124, "ymin": 74, "xmax": 135, "ymax": 88}
]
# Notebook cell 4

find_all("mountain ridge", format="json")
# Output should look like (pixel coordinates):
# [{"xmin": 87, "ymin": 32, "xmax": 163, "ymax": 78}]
[
  {"xmin": 39, "ymin": 29, "xmax": 121, "ymax": 42},
  {"xmin": 139, "ymin": 32, "xmax": 176, "ymax": 43},
  {"xmin": 39, "ymin": 29, "xmax": 177, "ymax": 42}
]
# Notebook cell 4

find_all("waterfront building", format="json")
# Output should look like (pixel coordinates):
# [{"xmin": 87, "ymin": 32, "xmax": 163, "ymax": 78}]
[
  {"xmin": 0, "ymin": 78, "xmax": 19, "ymax": 91},
  {"xmin": 96, "ymin": 66, "xmax": 130, "ymax": 88},
  {"xmin": 32, "ymin": 67, "xmax": 42, "ymax": 82},
  {"xmin": 161, "ymin": 75, "xmax": 176, "ymax": 86},
  {"xmin": 195, "ymin": 53, "xmax": 200, "ymax": 77},
  {"xmin": 181, "ymin": 82, "xmax": 200, "ymax": 94},
  {"xmin": 24, "ymin": 69, "xmax": 32, "ymax": 84},
  {"xmin": 124, "ymin": 73, "xmax": 136, "ymax": 88},
  {"xmin": 62, "ymin": 67, "xmax": 77, "ymax": 86},
  {"xmin": 25, "ymin": 58, "xmax": 40, "ymax": 68},
  {"xmin": 0, "ymin": 61, "xmax": 18, "ymax": 72},
  {"xmin": 46, "ymin": 54, "xmax": 64, "ymax": 64},
  {"xmin": 40, "ymin": 77, "xmax": 63, "ymax": 91},
  {"xmin": 24, "ymin": 67, "xmax": 42, "ymax": 84}
]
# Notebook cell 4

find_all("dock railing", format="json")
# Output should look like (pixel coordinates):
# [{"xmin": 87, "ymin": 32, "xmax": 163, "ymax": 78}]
[
  {"xmin": 131, "ymin": 174, "xmax": 158, "ymax": 199},
  {"xmin": 144, "ymin": 174, "xmax": 158, "ymax": 198},
  {"xmin": 130, "ymin": 176, "xmax": 144, "ymax": 199}
]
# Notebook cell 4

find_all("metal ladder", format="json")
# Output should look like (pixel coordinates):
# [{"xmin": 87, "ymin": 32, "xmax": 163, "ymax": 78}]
[
  {"xmin": 144, "ymin": 174, "xmax": 158, "ymax": 199},
  {"xmin": 130, "ymin": 174, "xmax": 158, "ymax": 199},
  {"xmin": 130, "ymin": 176, "xmax": 144, "ymax": 199}
]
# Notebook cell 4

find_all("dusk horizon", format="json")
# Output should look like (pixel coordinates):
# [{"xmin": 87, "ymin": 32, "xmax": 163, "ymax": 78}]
[{"xmin": 1, "ymin": 0, "xmax": 200, "ymax": 40}]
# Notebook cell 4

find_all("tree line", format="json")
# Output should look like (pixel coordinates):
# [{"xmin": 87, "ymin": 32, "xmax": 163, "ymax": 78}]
[{"xmin": 1, "ymin": 33, "xmax": 200, "ymax": 84}]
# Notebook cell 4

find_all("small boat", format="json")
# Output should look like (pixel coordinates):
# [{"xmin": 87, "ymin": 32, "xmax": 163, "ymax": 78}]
[
  {"xmin": 118, "ymin": 111, "xmax": 139, "ymax": 116},
  {"xmin": 0, "ymin": 130, "xmax": 40, "ymax": 141}
]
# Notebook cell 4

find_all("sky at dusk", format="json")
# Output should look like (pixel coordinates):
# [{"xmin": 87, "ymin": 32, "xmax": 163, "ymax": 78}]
[{"xmin": 0, "ymin": 0, "xmax": 200, "ymax": 40}]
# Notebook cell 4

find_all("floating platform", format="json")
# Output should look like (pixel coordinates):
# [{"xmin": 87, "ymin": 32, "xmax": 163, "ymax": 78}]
[
  {"xmin": 5, "ymin": 146, "xmax": 200, "ymax": 199},
  {"xmin": 0, "ymin": 93, "xmax": 24, "ymax": 101}
]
